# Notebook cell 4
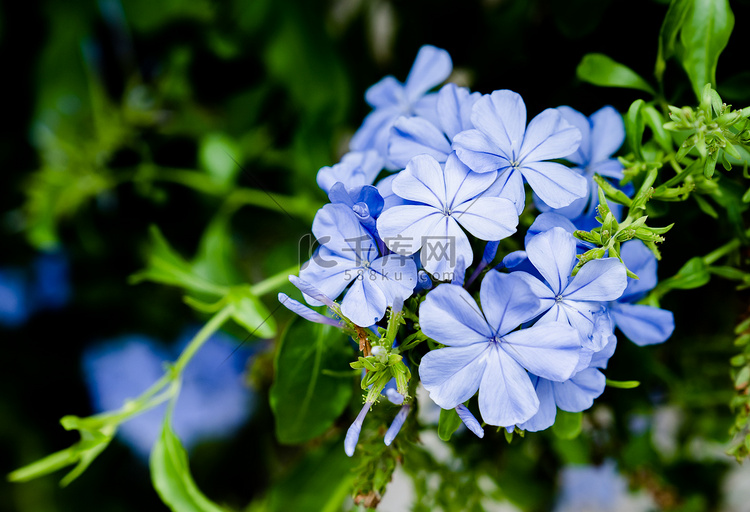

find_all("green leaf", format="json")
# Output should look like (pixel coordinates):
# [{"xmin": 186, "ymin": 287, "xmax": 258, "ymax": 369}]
[
  {"xmin": 150, "ymin": 421, "xmax": 228, "ymax": 512},
  {"xmin": 130, "ymin": 225, "xmax": 227, "ymax": 296},
  {"xmin": 678, "ymin": 0, "xmax": 735, "ymax": 99},
  {"xmin": 198, "ymin": 133, "xmax": 242, "ymax": 190},
  {"xmin": 576, "ymin": 53, "xmax": 655, "ymax": 95},
  {"xmin": 267, "ymin": 441, "xmax": 354, "ymax": 512},
  {"xmin": 269, "ymin": 318, "xmax": 353, "ymax": 444},
  {"xmin": 552, "ymin": 411, "xmax": 582, "ymax": 440},
  {"xmin": 642, "ymin": 105, "xmax": 673, "ymax": 152},
  {"xmin": 437, "ymin": 407, "xmax": 462, "ymax": 441},
  {"xmin": 656, "ymin": 0, "xmax": 692, "ymax": 82},
  {"xmin": 625, "ymin": 99, "xmax": 646, "ymax": 160},
  {"xmin": 606, "ymin": 379, "xmax": 641, "ymax": 389},
  {"xmin": 226, "ymin": 286, "xmax": 276, "ymax": 338},
  {"xmin": 662, "ymin": 256, "xmax": 711, "ymax": 290}
]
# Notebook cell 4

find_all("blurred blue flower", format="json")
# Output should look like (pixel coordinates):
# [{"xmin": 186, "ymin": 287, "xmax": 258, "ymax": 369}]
[
  {"xmin": 0, "ymin": 269, "xmax": 31, "ymax": 327},
  {"xmin": 82, "ymin": 329, "xmax": 256, "ymax": 460},
  {"xmin": 0, "ymin": 251, "xmax": 71, "ymax": 328},
  {"xmin": 377, "ymin": 153, "xmax": 518, "ymax": 277},
  {"xmin": 299, "ymin": 203, "xmax": 417, "ymax": 327},
  {"xmin": 554, "ymin": 461, "xmax": 629, "ymax": 512},
  {"xmin": 418, "ymin": 271, "xmax": 581, "ymax": 427},
  {"xmin": 609, "ymin": 241, "xmax": 675, "ymax": 346},
  {"xmin": 350, "ymin": 45, "xmax": 452, "ymax": 165},
  {"xmin": 453, "ymin": 90, "xmax": 586, "ymax": 213}
]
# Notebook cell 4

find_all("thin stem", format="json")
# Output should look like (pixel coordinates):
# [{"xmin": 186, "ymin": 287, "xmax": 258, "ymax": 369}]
[
  {"xmin": 174, "ymin": 305, "xmax": 234, "ymax": 374},
  {"xmin": 251, "ymin": 264, "xmax": 300, "ymax": 296}
]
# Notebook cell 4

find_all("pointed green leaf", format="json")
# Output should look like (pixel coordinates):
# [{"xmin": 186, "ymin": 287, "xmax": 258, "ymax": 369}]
[
  {"xmin": 679, "ymin": 0, "xmax": 734, "ymax": 99},
  {"xmin": 269, "ymin": 318, "xmax": 353, "ymax": 444},
  {"xmin": 656, "ymin": 0, "xmax": 692, "ymax": 82},
  {"xmin": 226, "ymin": 286, "xmax": 276, "ymax": 338},
  {"xmin": 576, "ymin": 54, "xmax": 655, "ymax": 95},
  {"xmin": 150, "ymin": 422, "xmax": 228, "ymax": 512},
  {"xmin": 552, "ymin": 411, "xmax": 583, "ymax": 440},
  {"xmin": 437, "ymin": 407, "xmax": 462, "ymax": 441}
]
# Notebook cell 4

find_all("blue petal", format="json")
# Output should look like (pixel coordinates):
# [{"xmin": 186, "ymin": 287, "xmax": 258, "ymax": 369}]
[
  {"xmin": 317, "ymin": 150, "xmax": 384, "ymax": 193},
  {"xmin": 392, "ymin": 154, "xmax": 448, "ymax": 208},
  {"xmin": 511, "ymin": 271, "xmax": 555, "ymax": 318},
  {"xmin": 589, "ymin": 158, "xmax": 624, "ymax": 179},
  {"xmin": 384, "ymin": 404, "xmax": 411, "ymax": 446},
  {"xmin": 619, "ymin": 240, "xmax": 658, "ymax": 301},
  {"xmin": 589, "ymin": 106, "xmax": 625, "ymax": 164},
  {"xmin": 328, "ymin": 182, "xmax": 355, "ymax": 207},
  {"xmin": 369, "ymin": 253, "xmax": 418, "ymax": 304},
  {"xmin": 376, "ymin": 174, "xmax": 413, "ymax": 210},
  {"xmin": 420, "ymin": 216, "xmax": 473, "ymax": 278},
  {"xmin": 520, "ymin": 161, "xmax": 587, "ymax": 210},
  {"xmin": 377, "ymin": 204, "xmax": 443, "ymax": 257},
  {"xmin": 365, "ymin": 76, "xmax": 404, "ymax": 108},
  {"xmin": 444, "ymin": 152, "xmax": 498, "ymax": 207},
  {"xmin": 553, "ymin": 368, "xmax": 606, "ymax": 412},
  {"xmin": 525, "ymin": 227, "xmax": 577, "ymax": 295},
  {"xmin": 341, "ymin": 271, "xmax": 389, "ymax": 326},
  {"xmin": 610, "ymin": 302, "xmax": 675, "ymax": 346},
  {"xmin": 437, "ymin": 83, "xmax": 480, "ymax": 140},
  {"xmin": 470, "ymin": 90, "xmax": 526, "ymax": 159},
  {"xmin": 345, "ymin": 401, "xmax": 372, "ymax": 456},
  {"xmin": 564, "ymin": 258, "xmax": 627, "ymax": 302},
  {"xmin": 404, "ymin": 45, "xmax": 452, "ymax": 103},
  {"xmin": 419, "ymin": 283, "xmax": 493, "ymax": 345},
  {"xmin": 501, "ymin": 321, "xmax": 581, "ymax": 382},
  {"xmin": 557, "ymin": 106, "xmax": 592, "ymax": 166},
  {"xmin": 480, "ymin": 271, "xmax": 541, "ymax": 336},
  {"xmin": 453, "ymin": 129, "xmax": 512, "ymax": 174},
  {"xmin": 451, "ymin": 256, "xmax": 466, "ymax": 286},
  {"xmin": 484, "ymin": 167, "xmax": 526, "ymax": 214},
  {"xmin": 298, "ymin": 247, "xmax": 357, "ymax": 306},
  {"xmin": 312, "ymin": 203, "xmax": 378, "ymax": 262},
  {"xmin": 518, "ymin": 377, "xmax": 557, "ymax": 432},
  {"xmin": 388, "ymin": 116, "xmax": 451, "ymax": 169},
  {"xmin": 455, "ymin": 404, "xmax": 485, "ymax": 438},
  {"xmin": 589, "ymin": 334, "xmax": 617, "ymax": 369},
  {"xmin": 278, "ymin": 293, "xmax": 342, "ymax": 327},
  {"xmin": 524, "ymin": 212, "xmax": 577, "ymax": 246},
  {"xmin": 419, "ymin": 343, "xmax": 489, "ymax": 409},
  {"xmin": 452, "ymin": 197, "xmax": 518, "ymax": 242},
  {"xmin": 289, "ymin": 275, "xmax": 336, "ymax": 308},
  {"xmin": 519, "ymin": 108, "xmax": 581, "ymax": 163},
  {"xmin": 350, "ymin": 107, "xmax": 400, "ymax": 156},
  {"xmin": 478, "ymin": 344, "xmax": 539, "ymax": 426}
]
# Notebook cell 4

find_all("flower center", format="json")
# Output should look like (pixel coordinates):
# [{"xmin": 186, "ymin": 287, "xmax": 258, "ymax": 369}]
[
  {"xmin": 442, "ymin": 206, "xmax": 452, "ymax": 217},
  {"xmin": 555, "ymin": 294, "xmax": 564, "ymax": 303},
  {"xmin": 490, "ymin": 335, "xmax": 503, "ymax": 345}
]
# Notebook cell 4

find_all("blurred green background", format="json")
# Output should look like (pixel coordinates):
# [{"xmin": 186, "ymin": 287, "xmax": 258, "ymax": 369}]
[{"xmin": 2, "ymin": 0, "xmax": 750, "ymax": 511}]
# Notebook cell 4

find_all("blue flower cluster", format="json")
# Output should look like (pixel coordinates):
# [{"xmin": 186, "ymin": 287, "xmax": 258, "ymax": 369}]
[{"xmin": 281, "ymin": 46, "xmax": 675, "ymax": 451}]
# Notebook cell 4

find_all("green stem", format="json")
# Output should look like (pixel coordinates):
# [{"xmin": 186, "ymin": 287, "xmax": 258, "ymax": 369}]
[
  {"xmin": 174, "ymin": 305, "xmax": 233, "ymax": 374},
  {"xmin": 251, "ymin": 264, "xmax": 300, "ymax": 296}
]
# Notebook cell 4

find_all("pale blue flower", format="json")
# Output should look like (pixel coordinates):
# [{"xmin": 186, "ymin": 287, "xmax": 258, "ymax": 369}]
[
  {"xmin": 544, "ymin": 106, "xmax": 627, "ymax": 223},
  {"xmin": 388, "ymin": 83, "xmax": 481, "ymax": 169},
  {"xmin": 83, "ymin": 330, "xmax": 255, "ymax": 460},
  {"xmin": 453, "ymin": 90, "xmax": 586, "ymax": 213},
  {"xmin": 299, "ymin": 203, "xmax": 417, "ymax": 327},
  {"xmin": 377, "ymin": 153, "xmax": 518, "ymax": 277},
  {"xmin": 554, "ymin": 461, "xmax": 636, "ymax": 512},
  {"xmin": 609, "ymin": 241, "xmax": 674, "ymax": 346},
  {"xmin": 350, "ymin": 45, "xmax": 452, "ymax": 165},
  {"xmin": 418, "ymin": 271, "xmax": 581, "ymax": 427},
  {"xmin": 316, "ymin": 150, "xmax": 384, "ymax": 193}
]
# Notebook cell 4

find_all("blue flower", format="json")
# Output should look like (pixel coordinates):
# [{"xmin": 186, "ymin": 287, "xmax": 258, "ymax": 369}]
[
  {"xmin": 388, "ymin": 83, "xmax": 481, "ymax": 169},
  {"xmin": 0, "ymin": 268, "xmax": 30, "ymax": 327},
  {"xmin": 554, "ymin": 460, "xmax": 637, "ymax": 512},
  {"xmin": 327, "ymin": 183, "xmax": 385, "ymax": 240},
  {"xmin": 452, "ymin": 90, "xmax": 586, "ymax": 213},
  {"xmin": 511, "ymin": 227, "xmax": 627, "ymax": 367},
  {"xmin": 299, "ymin": 203, "xmax": 417, "ymax": 327},
  {"xmin": 316, "ymin": 150, "xmax": 384, "ymax": 193},
  {"xmin": 350, "ymin": 45, "xmax": 452, "ymax": 165},
  {"xmin": 82, "ymin": 330, "xmax": 255, "ymax": 460},
  {"xmin": 377, "ymin": 153, "xmax": 518, "ymax": 278},
  {"xmin": 418, "ymin": 271, "xmax": 581, "ymax": 427},
  {"xmin": 534, "ymin": 106, "xmax": 628, "ymax": 224},
  {"xmin": 609, "ymin": 241, "xmax": 675, "ymax": 346}
]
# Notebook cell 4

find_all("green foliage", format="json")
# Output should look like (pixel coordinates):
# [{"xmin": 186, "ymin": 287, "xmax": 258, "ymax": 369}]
[
  {"xmin": 551, "ymin": 411, "xmax": 583, "ymax": 440},
  {"xmin": 269, "ymin": 318, "xmax": 353, "ymax": 444},
  {"xmin": 576, "ymin": 53, "xmax": 655, "ymax": 95},
  {"xmin": 437, "ymin": 407, "xmax": 462, "ymax": 442},
  {"xmin": 150, "ymin": 419, "xmax": 228, "ymax": 512}
]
